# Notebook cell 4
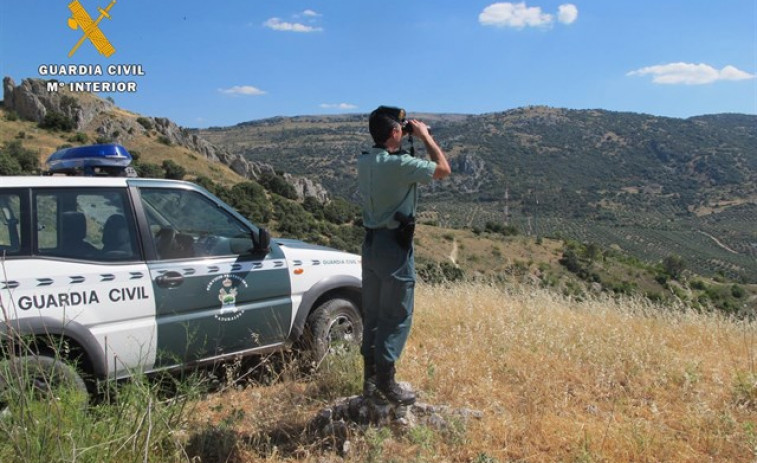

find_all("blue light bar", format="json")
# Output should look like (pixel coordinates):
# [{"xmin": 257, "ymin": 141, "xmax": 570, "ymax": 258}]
[{"xmin": 46, "ymin": 144, "xmax": 136, "ymax": 176}]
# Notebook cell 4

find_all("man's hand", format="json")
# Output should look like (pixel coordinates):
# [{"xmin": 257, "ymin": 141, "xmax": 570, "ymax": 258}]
[
  {"xmin": 406, "ymin": 119, "xmax": 431, "ymax": 141},
  {"xmin": 407, "ymin": 119, "xmax": 451, "ymax": 180}
]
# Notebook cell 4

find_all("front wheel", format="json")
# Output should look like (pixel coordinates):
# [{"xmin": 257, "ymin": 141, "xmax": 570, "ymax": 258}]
[{"xmin": 304, "ymin": 298, "xmax": 363, "ymax": 367}]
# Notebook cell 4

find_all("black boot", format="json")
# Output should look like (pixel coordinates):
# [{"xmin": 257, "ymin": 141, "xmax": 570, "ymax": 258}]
[
  {"xmin": 363, "ymin": 357, "xmax": 386, "ymax": 404},
  {"xmin": 376, "ymin": 362, "xmax": 415, "ymax": 405}
]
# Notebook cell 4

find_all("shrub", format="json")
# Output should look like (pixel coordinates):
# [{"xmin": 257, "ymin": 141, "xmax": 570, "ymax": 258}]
[
  {"xmin": 273, "ymin": 195, "xmax": 318, "ymax": 238},
  {"xmin": 259, "ymin": 172, "xmax": 298, "ymax": 200},
  {"xmin": 731, "ymin": 284, "xmax": 746, "ymax": 299},
  {"xmin": 302, "ymin": 196, "xmax": 325, "ymax": 220},
  {"xmin": 662, "ymin": 254, "xmax": 686, "ymax": 280},
  {"xmin": 0, "ymin": 140, "xmax": 39, "ymax": 174},
  {"xmin": 417, "ymin": 261, "xmax": 466, "ymax": 284},
  {"xmin": 128, "ymin": 149, "xmax": 141, "ymax": 162},
  {"xmin": 68, "ymin": 132, "xmax": 88, "ymax": 143},
  {"xmin": 162, "ymin": 159, "xmax": 186, "ymax": 180},
  {"xmin": 193, "ymin": 175, "xmax": 222, "ymax": 196},
  {"xmin": 227, "ymin": 181, "xmax": 273, "ymax": 224},
  {"xmin": 323, "ymin": 197, "xmax": 359, "ymax": 225},
  {"xmin": 39, "ymin": 111, "xmax": 75, "ymax": 131},
  {"xmin": 136, "ymin": 116, "xmax": 153, "ymax": 130},
  {"xmin": 134, "ymin": 162, "xmax": 164, "ymax": 178},
  {"xmin": 484, "ymin": 221, "xmax": 518, "ymax": 236},
  {"xmin": 0, "ymin": 154, "xmax": 22, "ymax": 175}
]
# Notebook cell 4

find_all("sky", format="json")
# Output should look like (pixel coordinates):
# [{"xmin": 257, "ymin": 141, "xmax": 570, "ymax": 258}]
[{"xmin": 1, "ymin": 1, "xmax": 755, "ymax": 128}]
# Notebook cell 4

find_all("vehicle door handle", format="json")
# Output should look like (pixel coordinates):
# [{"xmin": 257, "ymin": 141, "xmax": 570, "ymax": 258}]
[{"xmin": 155, "ymin": 271, "xmax": 184, "ymax": 288}]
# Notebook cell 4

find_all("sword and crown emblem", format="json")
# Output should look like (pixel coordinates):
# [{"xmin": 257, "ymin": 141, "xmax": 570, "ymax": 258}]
[{"xmin": 67, "ymin": 0, "xmax": 117, "ymax": 58}]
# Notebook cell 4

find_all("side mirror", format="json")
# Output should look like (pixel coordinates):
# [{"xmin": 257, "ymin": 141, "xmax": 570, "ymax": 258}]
[{"xmin": 254, "ymin": 228, "xmax": 271, "ymax": 255}]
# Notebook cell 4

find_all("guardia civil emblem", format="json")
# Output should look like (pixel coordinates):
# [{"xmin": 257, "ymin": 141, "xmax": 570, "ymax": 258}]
[{"xmin": 206, "ymin": 274, "xmax": 247, "ymax": 321}]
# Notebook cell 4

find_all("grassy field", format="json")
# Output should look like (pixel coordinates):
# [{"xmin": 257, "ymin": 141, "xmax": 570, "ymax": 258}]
[
  {"xmin": 5, "ymin": 282, "xmax": 752, "ymax": 463},
  {"xmin": 183, "ymin": 283, "xmax": 756, "ymax": 463}
]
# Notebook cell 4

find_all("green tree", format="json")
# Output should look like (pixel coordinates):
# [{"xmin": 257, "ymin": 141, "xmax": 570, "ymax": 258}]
[
  {"xmin": 259, "ymin": 172, "xmax": 298, "ymax": 200},
  {"xmin": 272, "ymin": 195, "xmax": 316, "ymax": 238},
  {"xmin": 662, "ymin": 254, "xmax": 686, "ymax": 280},
  {"xmin": 227, "ymin": 181, "xmax": 272, "ymax": 224},
  {"xmin": 1, "ymin": 140, "xmax": 39, "ymax": 174},
  {"xmin": 0, "ymin": 154, "xmax": 22, "ymax": 175},
  {"xmin": 39, "ymin": 111, "xmax": 76, "ymax": 131},
  {"xmin": 323, "ymin": 197, "xmax": 359, "ymax": 225}
]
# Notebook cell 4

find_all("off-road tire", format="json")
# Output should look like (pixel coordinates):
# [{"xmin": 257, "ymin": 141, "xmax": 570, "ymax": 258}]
[
  {"xmin": 0, "ymin": 355, "xmax": 89, "ymax": 417},
  {"xmin": 304, "ymin": 298, "xmax": 363, "ymax": 367}
]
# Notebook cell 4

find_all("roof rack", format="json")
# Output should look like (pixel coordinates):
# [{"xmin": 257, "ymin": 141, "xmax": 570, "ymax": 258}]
[{"xmin": 46, "ymin": 144, "xmax": 138, "ymax": 177}]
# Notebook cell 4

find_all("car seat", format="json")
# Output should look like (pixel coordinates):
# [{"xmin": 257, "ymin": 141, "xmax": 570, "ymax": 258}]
[
  {"xmin": 59, "ymin": 211, "xmax": 98, "ymax": 259},
  {"xmin": 101, "ymin": 214, "xmax": 134, "ymax": 259}
]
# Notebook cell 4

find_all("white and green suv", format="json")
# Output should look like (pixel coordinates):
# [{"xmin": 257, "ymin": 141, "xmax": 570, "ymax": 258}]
[{"xmin": 0, "ymin": 144, "xmax": 362, "ymax": 398}]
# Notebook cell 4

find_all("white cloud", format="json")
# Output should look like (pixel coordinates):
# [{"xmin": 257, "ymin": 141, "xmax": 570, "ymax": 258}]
[
  {"xmin": 320, "ymin": 103, "xmax": 358, "ymax": 110},
  {"xmin": 301, "ymin": 9, "xmax": 321, "ymax": 17},
  {"xmin": 479, "ymin": 2, "xmax": 577, "ymax": 28},
  {"xmin": 627, "ymin": 62, "xmax": 755, "ymax": 85},
  {"xmin": 219, "ymin": 85, "xmax": 266, "ymax": 96},
  {"xmin": 479, "ymin": 2, "xmax": 552, "ymax": 28},
  {"xmin": 263, "ymin": 17, "xmax": 322, "ymax": 32},
  {"xmin": 557, "ymin": 4, "xmax": 578, "ymax": 24}
]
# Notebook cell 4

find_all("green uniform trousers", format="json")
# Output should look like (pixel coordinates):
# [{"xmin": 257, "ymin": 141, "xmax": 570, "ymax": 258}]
[{"xmin": 361, "ymin": 228, "xmax": 415, "ymax": 365}]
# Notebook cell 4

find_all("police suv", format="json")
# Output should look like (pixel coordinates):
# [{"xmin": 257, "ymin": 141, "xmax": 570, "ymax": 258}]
[{"xmin": 0, "ymin": 144, "xmax": 362, "ymax": 398}]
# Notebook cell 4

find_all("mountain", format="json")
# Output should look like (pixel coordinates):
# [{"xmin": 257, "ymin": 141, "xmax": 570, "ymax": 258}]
[
  {"xmin": 2, "ymin": 76, "xmax": 755, "ymax": 311},
  {"xmin": 198, "ymin": 107, "xmax": 757, "ymax": 283},
  {"xmin": 1, "ymin": 77, "xmax": 329, "ymax": 201}
]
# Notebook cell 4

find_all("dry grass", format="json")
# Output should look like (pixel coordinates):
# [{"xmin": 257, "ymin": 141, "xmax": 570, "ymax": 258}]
[{"xmin": 187, "ymin": 283, "xmax": 757, "ymax": 462}]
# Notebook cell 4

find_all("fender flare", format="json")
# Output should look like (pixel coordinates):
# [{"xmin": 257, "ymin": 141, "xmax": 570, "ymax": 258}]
[
  {"xmin": 289, "ymin": 275, "xmax": 362, "ymax": 342},
  {"xmin": 0, "ymin": 316, "xmax": 109, "ymax": 380}
]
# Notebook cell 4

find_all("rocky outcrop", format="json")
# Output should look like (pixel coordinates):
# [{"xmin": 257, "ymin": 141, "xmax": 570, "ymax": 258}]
[
  {"xmin": 3, "ymin": 76, "xmax": 112, "ymax": 129},
  {"xmin": 454, "ymin": 152, "xmax": 485, "ymax": 176},
  {"xmin": 447, "ymin": 152, "xmax": 487, "ymax": 194},
  {"xmin": 284, "ymin": 173, "xmax": 330, "ymax": 203},
  {"xmin": 2, "ymin": 76, "xmax": 329, "ymax": 202}
]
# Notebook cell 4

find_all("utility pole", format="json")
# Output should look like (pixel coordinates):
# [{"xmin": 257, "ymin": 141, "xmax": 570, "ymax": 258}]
[{"xmin": 503, "ymin": 186, "xmax": 509, "ymax": 226}]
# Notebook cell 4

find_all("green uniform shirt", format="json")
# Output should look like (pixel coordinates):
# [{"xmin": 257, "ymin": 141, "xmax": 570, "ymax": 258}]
[{"xmin": 358, "ymin": 147, "xmax": 437, "ymax": 229}]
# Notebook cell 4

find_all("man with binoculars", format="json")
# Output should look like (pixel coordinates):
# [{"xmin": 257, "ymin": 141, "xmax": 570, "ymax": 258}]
[{"xmin": 358, "ymin": 106, "xmax": 451, "ymax": 405}]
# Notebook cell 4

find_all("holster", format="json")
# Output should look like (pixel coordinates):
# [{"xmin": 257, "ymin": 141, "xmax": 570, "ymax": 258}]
[{"xmin": 394, "ymin": 211, "xmax": 416, "ymax": 249}]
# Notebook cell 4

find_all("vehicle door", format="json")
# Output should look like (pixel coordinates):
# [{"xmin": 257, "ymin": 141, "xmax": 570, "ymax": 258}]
[{"xmin": 131, "ymin": 182, "xmax": 292, "ymax": 369}]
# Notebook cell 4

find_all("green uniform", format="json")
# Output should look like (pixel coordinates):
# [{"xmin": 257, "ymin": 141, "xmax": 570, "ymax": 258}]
[{"xmin": 358, "ymin": 147, "xmax": 436, "ymax": 364}]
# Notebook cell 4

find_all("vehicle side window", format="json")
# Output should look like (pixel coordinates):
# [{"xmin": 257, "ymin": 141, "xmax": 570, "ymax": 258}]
[
  {"xmin": 139, "ymin": 188, "xmax": 254, "ymax": 260},
  {"xmin": 35, "ymin": 189, "xmax": 139, "ymax": 262},
  {"xmin": 0, "ymin": 191, "xmax": 25, "ymax": 256}
]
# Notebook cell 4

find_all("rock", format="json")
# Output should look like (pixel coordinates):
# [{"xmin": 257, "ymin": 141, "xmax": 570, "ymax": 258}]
[
  {"xmin": 308, "ymin": 394, "xmax": 484, "ymax": 447},
  {"xmin": 3, "ymin": 77, "xmax": 112, "ymax": 129},
  {"xmin": 284, "ymin": 173, "xmax": 330, "ymax": 202}
]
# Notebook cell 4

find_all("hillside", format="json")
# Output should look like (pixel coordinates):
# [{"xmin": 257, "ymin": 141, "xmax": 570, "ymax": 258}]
[
  {"xmin": 198, "ymin": 108, "xmax": 757, "ymax": 283},
  {"xmin": 1, "ymin": 77, "xmax": 755, "ymax": 313}
]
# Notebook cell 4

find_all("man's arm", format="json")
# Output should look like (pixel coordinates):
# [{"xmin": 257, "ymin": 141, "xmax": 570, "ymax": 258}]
[{"xmin": 408, "ymin": 119, "xmax": 451, "ymax": 180}]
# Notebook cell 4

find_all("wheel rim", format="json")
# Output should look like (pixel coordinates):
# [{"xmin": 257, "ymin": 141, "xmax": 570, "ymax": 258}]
[{"xmin": 328, "ymin": 313, "xmax": 356, "ymax": 344}]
